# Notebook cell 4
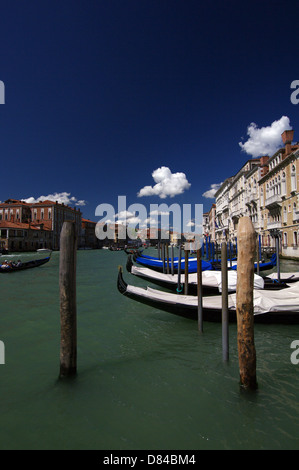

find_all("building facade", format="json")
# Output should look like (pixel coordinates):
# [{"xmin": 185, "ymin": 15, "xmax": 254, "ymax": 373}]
[
  {"xmin": 0, "ymin": 199, "xmax": 82, "ymax": 251},
  {"xmin": 209, "ymin": 128, "xmax": 299, "ymax": 258}
]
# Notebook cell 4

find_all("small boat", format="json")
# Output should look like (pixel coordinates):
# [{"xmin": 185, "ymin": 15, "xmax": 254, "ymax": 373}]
[
  {"xmin": 0, "ymin": 256, "xmax": 51, "ymax": 273},
  {"xmin": 133, "ymin": 252, "xmax": 277, "ymax": 273},
  {"xmin": 37, "ymin": 248, "xmax": 52, "ymax": 253},
  {"xmin": 230, "ymin": 253, "xmax": 277, "ymax": 272},
  {"xmin": 126, "ymin": 255, "xmax": 288, "ymax": 295},
  {"xmin": 133, "ymin": 253, "xmax": 213, "ymax": 273},
  {"xmin": 117, "ymin": 268, "xmax": 299, "ymax": 324},
  {"xmin": 124, "ymin": 248, "xmax": 143, "ymax": 256},
  {"xmin": 264, "ymin": 272, "xmax": 299, "ymax": 283}
]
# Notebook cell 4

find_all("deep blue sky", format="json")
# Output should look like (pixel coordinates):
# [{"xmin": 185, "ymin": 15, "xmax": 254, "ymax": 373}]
[{"xmin": 0, "ymin": 0, "xmax": 299, "ymax": 222}]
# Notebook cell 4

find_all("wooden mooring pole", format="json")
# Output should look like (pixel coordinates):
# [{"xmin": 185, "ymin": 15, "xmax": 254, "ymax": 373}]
[
  {"xmin": 236, "ymin": 217, "xmax": 257, "ymax": 390},
  {"xmin": 59, "ymin": 221, "xmax": 77, "ymax": 378},
  {"xmin": 177, "ymin": 244, "xmax": 182, "ymax": 293},
  {"xmin": 197, "ymin": 248, "xmax": 203, "ymax": 333},
  {"xmin": 171, "ymin": 244, "xmax": 174, "ymax": 276},
  {"xmin": 184, "ymin": 249, "xmax": 189, "ymax": 295},
  {"xmin": 221, "ymin": 242, "xmax": 229, "ymax": 361}
]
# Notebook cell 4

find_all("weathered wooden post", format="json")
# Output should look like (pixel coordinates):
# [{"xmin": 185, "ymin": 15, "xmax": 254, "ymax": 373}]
[
  {"xmin": 256, "ymin": 235, "xmax": 260, "ymax": 276},
  {"xmin": 59, "ymin": 221, "xmax": 77, "ymax": 378},
  {"xmin": 236, "ymin": 217, "xmax": 257, "ymax": 390},
  {"xmin": 221, "ymin": 242, "xmax": 229, "ymax": 361},
  {"xmin": 171, "ymin": 244, "xmax": 174, "ymax": 276},
  {"xmin": 162, "ymin": 243, "xmax": 165, "ymax": 274},
  {"xmin": 166, "ymin": 243, "xmax": 170, "ymax": 274},
  {"xmin": 158, "ymin": 242, "xmax": 161, "ymax": 260},
  {"xmin": 177, "ymin": 244, "xmax": 182, "ymax": 292},
  {"xmin": 275, "ymin": 233, "xmax": 281, "ymax": 283},
  {"xmin": 197, "ymin": 249, "xmax": 203, "ymax": 333},
  {"xmin": 184, "ymin": 249, "xmax": 189, "ymax": 295}
]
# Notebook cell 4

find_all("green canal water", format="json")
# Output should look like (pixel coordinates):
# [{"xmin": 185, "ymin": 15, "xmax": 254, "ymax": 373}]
[{"xmin": 0, "ymin": 248, "xmax": 299, "ymax": 450}]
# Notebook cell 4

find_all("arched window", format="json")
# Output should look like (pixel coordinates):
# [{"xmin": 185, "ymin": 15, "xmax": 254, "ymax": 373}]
[
  {"xmin": 283, "ymin": 232, "xmax": 288, "ymax": 247},
  {"xmin": 281, "ymin": 172, "xmax": 286, "ymax": 196},
  {"xmin": 291, "ymin": 164, "xmax": 297, "ymax": 192}
]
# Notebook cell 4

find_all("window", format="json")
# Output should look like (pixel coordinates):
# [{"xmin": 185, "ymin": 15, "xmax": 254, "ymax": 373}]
[
  {"xmin": 283, "ymin": 206, "xmax": 287, "ymax": 223},
  {"xmin": 281, "ymin": 172, "xmax": 286, "ymax": 196},
  {"xmin": 283, "ymin": 232, "xmax": 288, "ymax": 246},
  {"xmin": 291, "ymin": 164, "xmax": 297, "ymax": 192},
  {"xmin": 294, "ymin": 232, "xmax": 298, "ymax": 247}
]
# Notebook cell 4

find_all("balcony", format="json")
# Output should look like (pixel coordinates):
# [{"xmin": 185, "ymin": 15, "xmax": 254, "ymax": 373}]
[
  {"xmin": 293, "ymin": 210, "xmax": 299, "ymax": 222},
  {"xmin": 267, "ymin": 221, "xmax": 282, "ymax": 230},
  {"xmin": 231, "ymin": 208, "xmax": 240, "ymax": 219},
  {"xmin": 245, "ymin": 189, "xmax": 258, "ymax": 205},
  {"xmin": 265, "ymin": 194, "xmax": 282, "ymax": 209}
]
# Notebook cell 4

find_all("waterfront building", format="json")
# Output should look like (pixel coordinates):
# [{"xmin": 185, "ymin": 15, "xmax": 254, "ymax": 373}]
[
  {"xmin": 29, "ymin": 200, "xmax": 82, "ymax": 249},
  {"xmin": 81, "ymin": 218, "xmax": 102, "ymax": 249},
  {"xmin": 215, "ymin": 178, "xmax": 233, "ymax": 243},
  {"xmin": 0, "ymin": 198, "xmax": 82, "ymax": 250},
  {"xmin": 0, "ymin": 220, "xmax": 52, "ymax": 252},
  {"xmin": 211, "ymin": 128, "xmax": 299, "ymax": 258},
  {"xmin": 259, "ymin": 129, "xmax": 299, "ymax": 257}
]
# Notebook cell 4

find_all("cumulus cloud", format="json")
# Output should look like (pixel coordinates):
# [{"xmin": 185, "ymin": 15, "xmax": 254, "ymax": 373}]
[
  {"xmin": 239, "ymin": 116, "xmax": 292, "ymax": 157},
  {"xmin": 149, "ymin": 209, "xmax": 170, "ymax": 216},
  {"xmin": 22, "ymin": 192, "xmax": 87, "ymax": 206},
  {"xmin": 137, "ymin": 166, "xmax": 191, "ymax": 199},
  {"xmin": 202, "ymin": 183, "xmax": 223, "ymax": 199}
]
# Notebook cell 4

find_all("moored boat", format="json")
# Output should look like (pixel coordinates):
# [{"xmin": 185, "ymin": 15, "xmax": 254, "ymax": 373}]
[
  {"xmin": 117, "ymin": 267, "xmax": 299, "ymax": 323},
  {"xmin": 126, "ymin": 255, "xmax": 270, "ymax": 295},
  {"xmin": 133, "ymin": 253, "xmax": 213, "ymax": 273},
  {"xmin": 0, "ymin": 256, "xmax": 51, "ymax": 273}
]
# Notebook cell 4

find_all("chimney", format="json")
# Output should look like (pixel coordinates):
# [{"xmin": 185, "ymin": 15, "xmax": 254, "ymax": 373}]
[{"xmin": 281, "ymin": 129, "xmax": 294, "ymax": 158}]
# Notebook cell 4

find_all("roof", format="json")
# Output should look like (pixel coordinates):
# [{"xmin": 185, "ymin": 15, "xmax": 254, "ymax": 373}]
[
  {"xmin": 0, "ymin": 221, "xmax": 52, "ymax": 231},
  {"xmin": 82, "ymin": 218, "xmax": 96, "ymax": 224},
  {"xmin": 0, "ymin": 199, "xmax": 30, "ymax": 207}
]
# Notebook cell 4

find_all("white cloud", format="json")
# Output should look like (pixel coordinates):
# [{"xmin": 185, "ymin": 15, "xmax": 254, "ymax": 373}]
[
  {"xmin": 137, "ymin": 166, "xmax": 191, "ymax": 199},
  {"xmin": 202, "ymin": 183, "xmax": 223, "ymax": 199},
  {"xmin": 239, "ymin": 116, "xmax": 292, "ymax": 157},
  {"xmin": 186, "ymin": 220, "xmax": 195, "ymax": 227},
  {"xmin": 144, "ymin": 217, "xmax": 158, "ymax": 226},
  {"xmin": 22, "ymin": 192, "xmax": 87, "ymax": 206},
  {"xmin": 115, "ymin": 210, "xmax": 135, "ymax": 220},
  {"xmin": 149, "ymin": 209, "xmax": 170, "ymax": 216}
]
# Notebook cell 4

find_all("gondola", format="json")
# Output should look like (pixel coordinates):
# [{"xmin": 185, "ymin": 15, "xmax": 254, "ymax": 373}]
[
  {"xmin": 0, "ymin": 256, "xmax": 51, "ymax": 273},
  {"xmin": 117, "ymin": 268, "xmax": 299, "ymax": 324},
  {"xmin": 126, "ymin": 255, "xmax": 288, "ymax": 295},
  {"xmin": 133, "ymin": 253, "xmax": 213, "ymax": 273},
  {"xmin": 133, "ymin": 252, "xmax": 277, "ymax": 273},
  {"xmin": 124, "ymin": 248, "xmax": 143, "ymax": 256},
  {"xmin": 230, "ymin": 253, "xmax": 277, "ymax": 272}
]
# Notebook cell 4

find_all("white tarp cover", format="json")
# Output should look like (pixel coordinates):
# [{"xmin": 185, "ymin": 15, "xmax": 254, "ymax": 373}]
[
  {"xmin": 126, "ymin": 280, "xmax": 299, "ymax": 315},
  {"xmin": 131, "ymin": 266, "xmax": 265, "ymax": 292},
  {"xmin": 266, "ymin": 272, "xmax": 299, "ymax": 281}
]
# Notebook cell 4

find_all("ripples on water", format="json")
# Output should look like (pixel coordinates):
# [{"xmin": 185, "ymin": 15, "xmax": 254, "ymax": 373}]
[{"xmin": 0, "ymin": 249, "xmax": 299, "ymax": 449}]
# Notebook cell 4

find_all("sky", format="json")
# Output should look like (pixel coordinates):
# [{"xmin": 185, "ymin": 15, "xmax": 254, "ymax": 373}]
[{"xmin": 0, "ymin": 0, "xmax": 299, "ymax": 228}]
